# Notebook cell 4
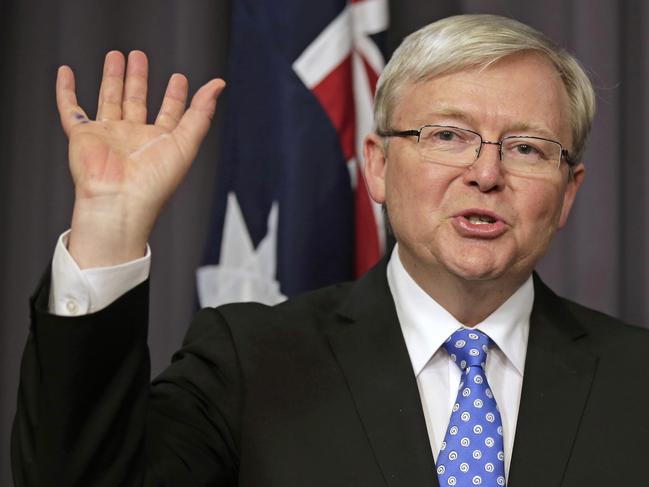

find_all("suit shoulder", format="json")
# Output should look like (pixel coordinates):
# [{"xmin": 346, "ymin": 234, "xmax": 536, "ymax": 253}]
[
  {"xmin": 198, "ymin": 281, "xmax": 355, "ymax": 332},
  {"xmin": 276, "ymin": 281, "xmax": 355, "ymax": 314},
  {"xmin": 561, "ymin": 296, "xmax": 649, "ymax": 343}
]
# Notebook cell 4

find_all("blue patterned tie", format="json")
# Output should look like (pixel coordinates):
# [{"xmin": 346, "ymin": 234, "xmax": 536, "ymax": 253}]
[{"xmin": 435, "ymin": 328, "xmax": 506, "ymax": 487}]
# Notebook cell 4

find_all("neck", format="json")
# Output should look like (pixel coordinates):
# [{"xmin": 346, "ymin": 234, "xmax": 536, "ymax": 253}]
[{"xmin": 397, "ymin": 248, "xmax": 531, "ymax": 327}]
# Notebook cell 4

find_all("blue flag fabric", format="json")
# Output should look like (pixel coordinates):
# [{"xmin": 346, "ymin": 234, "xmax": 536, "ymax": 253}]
[{"xmin": 198, "ymin": 0, "xmax": 365, "ymax": 306}]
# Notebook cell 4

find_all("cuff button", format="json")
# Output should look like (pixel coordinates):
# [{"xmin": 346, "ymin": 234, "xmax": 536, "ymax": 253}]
[{"xmin": 66, "ymin": 299, "xmax": 79, "ymax": 315}]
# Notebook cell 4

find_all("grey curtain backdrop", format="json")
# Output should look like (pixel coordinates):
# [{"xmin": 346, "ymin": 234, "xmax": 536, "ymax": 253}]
[{"xmin": 0, "ymin": 0, "xmax": 646, "ymax": 484}]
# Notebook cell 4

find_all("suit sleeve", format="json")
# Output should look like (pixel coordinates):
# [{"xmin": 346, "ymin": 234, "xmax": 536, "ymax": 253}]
[{"xmin": 12, "ymin": 271, "xmax": 242, "ymax": 486}]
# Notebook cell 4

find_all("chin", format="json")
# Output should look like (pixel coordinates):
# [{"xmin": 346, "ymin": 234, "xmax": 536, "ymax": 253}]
[
  {"xmin": 447, "ymin": 264, "xmax": 506, "ymax": 282},
  {"xmin": 441, "ymin": 249, "xmax": 512, "ymax": 282}
]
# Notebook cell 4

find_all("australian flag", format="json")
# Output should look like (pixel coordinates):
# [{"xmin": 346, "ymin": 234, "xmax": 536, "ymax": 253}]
[{"xmin": 197, "ymin": 0, "xmax": 388, "ymax": 307}]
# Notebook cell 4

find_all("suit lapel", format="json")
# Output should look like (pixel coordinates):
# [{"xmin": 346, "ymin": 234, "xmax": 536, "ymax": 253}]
[
  {"xmin": 326, "ymin": 261, "xmax": 438, "ymax": 487},
  {"xmin": 508, "ymin": 275, "xmax": 599, "ymax": 487}
]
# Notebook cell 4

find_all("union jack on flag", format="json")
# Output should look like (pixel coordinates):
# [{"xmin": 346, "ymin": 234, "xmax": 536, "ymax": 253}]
[{"xmin": 197, "ymin": 0, "xmax": 389, "ymax": 307}]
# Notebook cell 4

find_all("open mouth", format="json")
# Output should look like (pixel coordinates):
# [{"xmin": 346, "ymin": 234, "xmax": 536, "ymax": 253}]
[
  {"xmin": 465, "ymin": 214, "xmax": 497, "ymax": 225},
  {"xmin": 452, "ymin": 209, "xmax": 507, "ymax": 238}
]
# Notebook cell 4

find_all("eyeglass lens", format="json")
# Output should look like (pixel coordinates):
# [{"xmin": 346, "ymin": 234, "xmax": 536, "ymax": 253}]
[{"xmin": 417, "ymin": 126, "xmax": 562, "ymax": 174}]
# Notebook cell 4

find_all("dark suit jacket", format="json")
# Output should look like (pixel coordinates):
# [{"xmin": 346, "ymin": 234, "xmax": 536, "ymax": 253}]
[{"xmin": 12, "ymin": 260, "xmax": 649, "ymax": 486}]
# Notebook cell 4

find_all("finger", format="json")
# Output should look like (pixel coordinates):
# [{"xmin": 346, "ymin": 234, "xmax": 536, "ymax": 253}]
[
  {"xmin": 96, "ymin": 51, "xmax": 126, "ymax": 121},
  {"xmin": 154, "ymin": 73, "xmax": 189, "ymax": 131},
  {"xmin": 122, "ymin": 50, "xmax": 149, "ymax": 123},
  {"xmin": 56, "ymin": 65, "xmax": 91, "ymax": 136},
  {"xmin": 172, "ymin": 78, "xmax": 226, "ymax": 160}
]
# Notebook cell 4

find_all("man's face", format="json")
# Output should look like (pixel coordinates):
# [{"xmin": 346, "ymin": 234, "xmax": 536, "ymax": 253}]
[{"xmin": 364, "ymin": 52, "xmax": 584, "ymax": 288}]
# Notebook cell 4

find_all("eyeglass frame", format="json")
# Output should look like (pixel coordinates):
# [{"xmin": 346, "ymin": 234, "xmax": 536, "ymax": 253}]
[{"xmin": 376, "ymin": 124, "xmax": 575, "ymax": 170}]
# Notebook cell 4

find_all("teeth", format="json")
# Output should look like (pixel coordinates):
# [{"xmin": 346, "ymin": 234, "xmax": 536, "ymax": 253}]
[{"xmin": 467, "ymin": 215, "xmax": 495, "ymax": 224}]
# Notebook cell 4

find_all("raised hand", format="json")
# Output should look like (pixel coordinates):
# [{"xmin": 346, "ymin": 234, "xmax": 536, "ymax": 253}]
[{"xmin": 56, "ymin": 50, "xmax": 225, "ymax": 268}]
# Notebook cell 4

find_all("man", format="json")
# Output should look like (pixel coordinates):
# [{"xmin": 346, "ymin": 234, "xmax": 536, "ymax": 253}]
[{"xmin": 12, "ymin": 14, "xmax": 649, "ymax": 487}]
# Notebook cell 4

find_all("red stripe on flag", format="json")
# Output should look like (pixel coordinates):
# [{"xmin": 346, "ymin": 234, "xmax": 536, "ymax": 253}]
[
  {"xmin": 311, "ymin": 56, "xmax": 356, "ymax": 161},
  {"xmin": 355, "ymin": 53, "xmax": 382, "ymax": 276},
  {"xmin": 361, "ymin": 53, "xmax": 379, "ymax": 95},
  {"xmin": 355, "ymin": 164, "xmax": 380, "ymax": 276},
  {"xmin": 310, "ymin": 47, "xmax": 382, "ymax": 277}
]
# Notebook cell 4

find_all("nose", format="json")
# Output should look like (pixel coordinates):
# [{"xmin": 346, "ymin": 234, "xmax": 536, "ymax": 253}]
[{"xmin": 462, "ymin": 140, "xmax": 506, "ymax": 192}]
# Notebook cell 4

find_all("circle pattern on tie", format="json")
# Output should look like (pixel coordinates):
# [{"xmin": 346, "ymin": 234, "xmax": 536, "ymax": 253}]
[{"xmin": 435, "ymin": 328, "xmax": 506, "ymax": 486}]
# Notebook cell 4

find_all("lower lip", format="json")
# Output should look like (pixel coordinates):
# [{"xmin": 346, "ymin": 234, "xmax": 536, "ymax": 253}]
[{"xmin": 452, "ymin": 216, "xmax": 507, "ymax": 238}]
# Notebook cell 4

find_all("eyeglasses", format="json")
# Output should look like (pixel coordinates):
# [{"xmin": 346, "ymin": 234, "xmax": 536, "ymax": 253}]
[{"xmin": 377, "ymin": 124, "xmax": 574, "ymax": 175}]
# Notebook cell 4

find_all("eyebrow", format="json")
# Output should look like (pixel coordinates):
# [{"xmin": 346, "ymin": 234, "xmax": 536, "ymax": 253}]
[{"xmin": 413, "ymin": 107, "xmax": 562, "ymax": 141}]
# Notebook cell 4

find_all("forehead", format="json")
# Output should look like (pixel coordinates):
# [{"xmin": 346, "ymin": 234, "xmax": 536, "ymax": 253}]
[{"xmin": 392, "ymin": 53, "xmax": 572, "ymax": 145}]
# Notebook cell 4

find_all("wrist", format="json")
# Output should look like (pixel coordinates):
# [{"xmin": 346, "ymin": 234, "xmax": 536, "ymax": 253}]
[{"xmin": 68, "ymin": 196, "xmax": 154, "ymax": 269}]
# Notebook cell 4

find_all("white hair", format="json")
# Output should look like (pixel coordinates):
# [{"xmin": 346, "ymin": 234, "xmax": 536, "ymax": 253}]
[{"xmin": 374, "ymin": 14, "xmax": 596, "ymax": 163}]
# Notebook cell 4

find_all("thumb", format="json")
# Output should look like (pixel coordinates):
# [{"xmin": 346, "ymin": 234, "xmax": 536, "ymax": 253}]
[{"xmin": 172, "ymin": 78, "xmax": 226, "ymax": 162}]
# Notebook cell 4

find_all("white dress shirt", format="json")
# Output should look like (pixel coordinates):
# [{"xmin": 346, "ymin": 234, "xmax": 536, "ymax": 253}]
[
  {"xmin": 387, "ymin": 245, "xmax": 532, "ymax": 477},
  {"xmin": 49, "ymin": 230, "xmax": 151, "ymax": 316},
  {"xmin": 50, "ymin": 233, "xmax": 531, "ymax": 478}
]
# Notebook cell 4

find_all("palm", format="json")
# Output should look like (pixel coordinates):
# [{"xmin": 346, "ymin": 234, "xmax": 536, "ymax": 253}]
[
  {"xmin": 69, "ymin": 121, "xmax": 186, "ymax": 204},
  {"xmin": 56, "ymin": 50, "xmax": 224, "ymax": 267}
]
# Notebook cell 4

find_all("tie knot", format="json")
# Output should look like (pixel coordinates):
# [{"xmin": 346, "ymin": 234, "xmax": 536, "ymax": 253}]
[{"xmin": 443, "ymin": 328, "xmax": 491, "ymax": 370}]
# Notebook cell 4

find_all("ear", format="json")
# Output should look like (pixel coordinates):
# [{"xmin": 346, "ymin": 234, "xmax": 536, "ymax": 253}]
[
  {"xmin": 363, "ymin": 132, "xmax": 388, "ymax": 204},
  {"xmin": 558, "ymin": 162, "xmax": 585, "ymax": 229}
]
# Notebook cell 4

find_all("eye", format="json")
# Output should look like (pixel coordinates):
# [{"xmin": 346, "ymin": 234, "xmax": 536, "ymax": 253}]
[
  {"xmin": 503, "ymin": 138, "xmax": 551, "ymax": 160},
  {"xmin": 436, "ymin": 130, "xmax": 456, "ymax": 141},
  {"xmin": 514, "ymin": 143, "xmax": 539, "ymax": 156},
  {"xmin": 423, "ymin": 127, "xmax": 471, "ymax": 143}
]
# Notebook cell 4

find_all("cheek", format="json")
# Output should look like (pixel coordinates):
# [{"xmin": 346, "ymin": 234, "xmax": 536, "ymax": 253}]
[
  {"xmin": 385, "ymin": 163, "xmax": 450, "ymax": 221},
  {"xmin": 515, "ymin": 182, "xmax": 566, "ymax": 243}
]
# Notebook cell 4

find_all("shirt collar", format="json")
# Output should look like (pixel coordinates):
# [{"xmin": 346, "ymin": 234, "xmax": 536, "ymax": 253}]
[{"xmin": 387, "ymin": 245, "xmax": 532, "ymax": 377}]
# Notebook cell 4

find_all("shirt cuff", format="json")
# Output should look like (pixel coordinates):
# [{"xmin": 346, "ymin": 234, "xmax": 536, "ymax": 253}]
[{"xmin": 49, "ymin": 230, "xmax": 151, "ymax": 316}]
